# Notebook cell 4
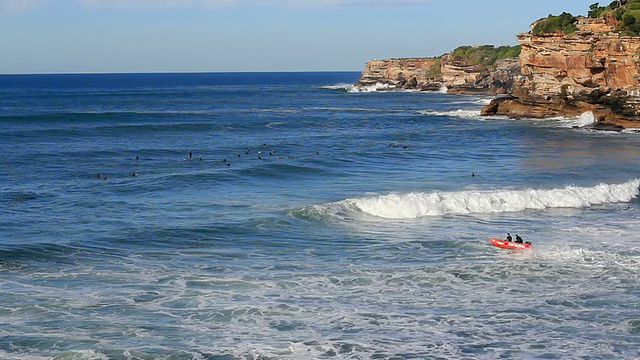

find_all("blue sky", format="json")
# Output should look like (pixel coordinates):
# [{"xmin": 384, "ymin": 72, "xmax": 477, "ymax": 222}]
[{"xmin": 1, "ymin": 0, "xmax": 597, "ymax": 73}]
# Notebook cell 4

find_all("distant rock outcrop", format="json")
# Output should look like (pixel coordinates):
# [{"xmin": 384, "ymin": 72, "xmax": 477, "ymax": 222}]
[
  {"xmin": 357, "ymin": 1, "xmax": 640, "ymax": 128},
  {"xmin": 356, "ymin": 45, "xmax": 522, "ymax": 94},
  {"xmin": 357, "ymin": 57, "xmax": 442, "ymax": 91}
]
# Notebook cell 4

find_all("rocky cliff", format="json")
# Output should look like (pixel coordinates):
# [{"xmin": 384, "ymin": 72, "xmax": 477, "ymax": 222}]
[
  {"xmin": 356, "ymin": 45, "xmax": 521, "ymax": 94},
  {"xmin": 357, "ymin": 57, "xmax": 442, "ymax": 91},
  {"xmin": 441, "ymin": 55, "xmax": 519, "ymax": 94},
  {"xmin": 358, "ymin": 3, "xmax": 640, "ymax": 128},
  {"xmin": 482, "ymin": 15, "xmax": 640, "ymax": 128}
]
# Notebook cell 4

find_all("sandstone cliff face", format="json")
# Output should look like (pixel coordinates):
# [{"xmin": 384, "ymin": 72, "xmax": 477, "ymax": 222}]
[
  {"xmin": 356, "ymin": 50, "xmax": 521, "ymax": 94},
  {"xmin": 442, "ymin": 56, "xmax": 520, "ymax": 94},
  {"xmin": 482, "ymin": 16, "xmax": 640, "ymax": 128},
  {"xmin": 439, "ymin": 53, "xmax": 487, "ymax": 91},
  {"xmin": 357, "ymin": 58, "xmax": 442, "ymax": 91}
]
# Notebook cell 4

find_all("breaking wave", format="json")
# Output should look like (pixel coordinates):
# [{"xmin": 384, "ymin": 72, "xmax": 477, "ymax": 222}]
[
  {"xmin": 350, "ymin": 82, "xmax": 397, "ymax": 92},
  {"xmin": 322, "ymin": 82, "xmax": 397, "ymax": 93},
  {"xmin": 320, "ymin": 83, "xmax": 355, "ymax": 92},
  {"xmin": 555, "ymin": 111, "xmax": 596, "ymax": 128},
  {"xmin": 417, "ymin": 109, "xmax": 484, "ymax": 120},
  {"xmin": 297, "ymin": 179, "xmax": 640, "ymax": 220}
]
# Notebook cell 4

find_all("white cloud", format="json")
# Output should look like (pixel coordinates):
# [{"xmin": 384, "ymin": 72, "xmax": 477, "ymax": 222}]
[
  {"xmin": 0, "ymin": 0, "xmax": 430, "ymax": 13},
  {"xmin": 0, "ymin": 0, "xmax": 45, "ymax": 14},
  {"xmin": 268, "ymin": 0, "xmax": 432, "ymax": 8},
  {"xmin": 75, "ymin": 0, "xmax": 430, "ymax": 10},
  {"xmin": 77, "ymin": 0, "xmax": 237, "ymax": 10},
  {"xmin": 344, "ymin": 0, "xmax": 431, "ymax": 5}
]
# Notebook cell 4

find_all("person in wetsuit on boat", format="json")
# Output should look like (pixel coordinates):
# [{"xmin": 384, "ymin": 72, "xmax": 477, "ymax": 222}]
[
  {"xmin": 506, "ymin": 233, "xmax": 513, "ymax": 242},
  {"xmin": 515, "ymin": 234, "xmax": 524, "ymax": 244}
]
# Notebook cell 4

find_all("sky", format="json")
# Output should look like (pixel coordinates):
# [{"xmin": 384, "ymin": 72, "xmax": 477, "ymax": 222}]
[{"xmin": 0, "ymin": 0, "xmax": 598, "ymax": 74}]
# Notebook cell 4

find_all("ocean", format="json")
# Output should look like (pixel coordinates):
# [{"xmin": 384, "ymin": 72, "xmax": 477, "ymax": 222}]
[{"xmin": 0, "ymin": 72, "xmax": 639, "ymax": 360}]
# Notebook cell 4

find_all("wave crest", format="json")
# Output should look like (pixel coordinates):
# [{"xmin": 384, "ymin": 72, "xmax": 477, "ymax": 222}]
[
  {"xmin": 321, "ymin": 82, "xmax": 397, "ymax": 93},
  {"xmin": 300, "ymin": 179, "xmax": 640, "ymax": 220},
  {"xmin": 417, "ymin": 109, "xmax": 483, "ymax": 120},
  {"xmin": 554, "ymin": 111, "xmax": 596, "ymax": 128}
]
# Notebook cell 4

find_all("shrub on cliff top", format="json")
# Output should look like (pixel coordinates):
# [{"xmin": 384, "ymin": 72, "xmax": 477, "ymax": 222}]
[
  {"xmin": 621, "ymin": 10, "xmax": 640, "ymax": 33},
  {"xmin": 589, "ymin": 3, "xmax": 608, "ymax": 18},
  {"xmin": 587, "ymin": 1, "xmax": 640, "ymax": 35},
  {"xmin": 499, "ymin": 46, "xmax": 522, "ymax": 58},
  {"xmin": 425, "ymin": 59, "xmax": 442, "ymax": 78},
  {"xmin": 533, "ymin": 12, "xmax": 579, "ymax": 35},
  {"xmin": 450, "ymin": 45, "xmax": 521, "ymax": 68}
]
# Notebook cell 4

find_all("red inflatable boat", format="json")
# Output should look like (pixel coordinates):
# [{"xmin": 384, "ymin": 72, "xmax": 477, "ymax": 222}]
[{"xmin": 489, "ymin": 237, "xmax": 533, "ymax": 250}]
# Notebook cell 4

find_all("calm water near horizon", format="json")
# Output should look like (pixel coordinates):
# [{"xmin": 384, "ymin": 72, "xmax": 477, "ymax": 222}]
[{"xmin": 1, "ymin": 72, "xmax": 639, "ymax": 360}]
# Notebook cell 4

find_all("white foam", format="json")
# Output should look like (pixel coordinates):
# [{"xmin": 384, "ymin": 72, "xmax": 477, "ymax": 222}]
[
  {"xmin": 417, "ymin": 109, "xmax": 483, "ymax": 120},
  {"xmin": 475, "ymin": 98, "xmax": 493, "ymax": 105},
  {"xmin": 621, "ymin": 128, "xmax": 640, "ymax": 134},
  {"xmin": 439, "ymin": 84, "xmax": 448, "ymax": 93},
  {"xmin": 0, "ymin": 350, "xmax": 51, "ymax": 360},
  {"xmin": 314, "ymin": 179, "xmax": 640, "ymax": 220},
  {"xmin": 266, "ymin": 122, "xmax": 284, "ymax": 128},
  {"xmin": 556, "ymin": 111, "xmax": 596, "ymax": 128},
  {"xmin": 498, "ymin": 111, "xmax": 602, "ymax": 131},
  {"xmin": 5, "ymin": 238, "xmax": 639, "ymax": 359},
  {"xmin": 534, "ymin": 247, "xmax": 640, "ymax": 272},
  {"xmin": 344, "ymin": 82, "xmax": 397, "ymax": 93},
  {"xmin": 561, "ymin": 225, "xmax": 630, "ymax": 237},
  {"xmin": 320, "ymin": 83, "xmax": 353, "ymax": 91},
  {"xmin": 55, "ymin": 350, "xmax": 109, "ymax": 360}
]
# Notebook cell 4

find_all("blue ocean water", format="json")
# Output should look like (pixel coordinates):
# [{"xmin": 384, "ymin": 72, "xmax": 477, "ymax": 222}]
[{"xmin": 1, "ymin": 72, "xmax": 639, "ymax": 360}]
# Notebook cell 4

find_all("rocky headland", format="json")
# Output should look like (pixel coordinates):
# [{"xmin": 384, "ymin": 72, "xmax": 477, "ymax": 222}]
[
  {"xmin": 482, "ymin": 11, "xmax": 640, "ymax": 129},
  {"xmin": 358, "ymin": 1, "xmax": 640, "ymax": 128},
  {"xmin": 357, "ymin": 45, "xmax": 521, "ymax": 95}
]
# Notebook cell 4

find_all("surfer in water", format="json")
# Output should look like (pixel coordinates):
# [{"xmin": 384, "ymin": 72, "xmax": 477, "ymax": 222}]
[{"xmin": 189, "ymin": 150, "xmax": 193, "ymax": 160}]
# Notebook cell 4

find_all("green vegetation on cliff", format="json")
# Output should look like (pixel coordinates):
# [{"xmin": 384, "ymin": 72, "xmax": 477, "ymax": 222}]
[
  {"xmin": 425, "ymin": 59, "xmax": 442, "ymax": 78},
  {"xmin": 450, "ymin": 45, "xmax": 521, "ymax": 68},
  {"xmin": 588, "ymin": 0, "xmax": 640, "ymax": 35},
  {"xmin": 531, "ymin": 1, "xmax": 640, "ymax": 36},
  {"xmin": 588, "ymin": 0, "xmax": 640, "ymax": 18},
  {"xmin": 532, "ymin": 12, "xmax": 579, "ymax": 35}
]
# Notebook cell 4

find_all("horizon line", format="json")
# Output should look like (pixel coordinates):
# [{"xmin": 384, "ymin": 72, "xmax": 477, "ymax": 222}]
[{"xmin": 0, "ymin": 69, "xmax": 363, "ymax": 76}]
